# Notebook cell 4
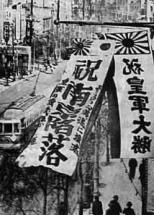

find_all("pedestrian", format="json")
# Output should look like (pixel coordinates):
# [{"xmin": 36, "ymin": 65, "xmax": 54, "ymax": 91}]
[
  {"xmin": 112, "ymin": 195, "xmax": 122, "ymax": 215},
  {"xmin": 105, "ymin": 200, "xmax": 115, "ymax": 215},
  {"xmin": 123, "ymin": 201, "xmax": 136, "ymax": 215},
  {"xmin": 92, "ymin": 196, "xmax": 103, "ymax": 215},
  {"xmin": 139, "ymin": 159, "xmax": 146, "ymax": 187},
  {"xmin": 128, "ymin": 158, "xmax": 138, "ymax": 181}
]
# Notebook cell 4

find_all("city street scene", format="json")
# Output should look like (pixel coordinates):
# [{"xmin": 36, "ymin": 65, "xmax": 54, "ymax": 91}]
[{"xmin": 0, "ymin": 0, "xmax": 154, "ymax": 215}]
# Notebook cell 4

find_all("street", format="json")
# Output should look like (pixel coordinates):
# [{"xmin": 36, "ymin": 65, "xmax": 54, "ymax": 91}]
[{"xmin": 0, "ymin": 69, "xmax": 62, "ymax": 115}]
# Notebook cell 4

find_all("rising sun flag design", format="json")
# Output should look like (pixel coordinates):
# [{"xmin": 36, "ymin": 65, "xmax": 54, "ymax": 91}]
[
  {"xmin": 71, "ymin": 38, "xmax": 93, "ymax": 55},
  {"xmin": 106, "ymin": 30, "xmax": 150, "ymax": 55}
]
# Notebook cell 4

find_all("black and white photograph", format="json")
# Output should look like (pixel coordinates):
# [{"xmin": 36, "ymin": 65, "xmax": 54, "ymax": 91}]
[{"xmin": 0, "ymin": 0, "xmax": 154, "ymax": 215}]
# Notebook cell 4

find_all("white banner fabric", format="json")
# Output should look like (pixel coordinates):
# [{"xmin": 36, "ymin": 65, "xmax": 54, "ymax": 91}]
[
  {"xmin": 16, "ymin": 39, "xmax": 115, "ymax": 176},
  {"xmin": 106, "ymin": 29, "xmax": 154, "ymax": 158}
]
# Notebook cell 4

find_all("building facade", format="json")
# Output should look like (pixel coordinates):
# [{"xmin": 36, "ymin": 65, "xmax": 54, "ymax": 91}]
[{"xmin": 0, "ymin": 0, "xmax": 4, "ymax": 43}]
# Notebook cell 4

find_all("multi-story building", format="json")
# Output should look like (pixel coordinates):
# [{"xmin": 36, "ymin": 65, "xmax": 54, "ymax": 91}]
[
  {"xmin": 0, "ymin": 0, "xmax": 4, "ymax": 43},
  {"xmin": 70, "ymin": 0, "xmax": 154, "ymax": 23},
  {"xmin": 145, "ymin": 0, "xmax": 154, "ymax": 21}
]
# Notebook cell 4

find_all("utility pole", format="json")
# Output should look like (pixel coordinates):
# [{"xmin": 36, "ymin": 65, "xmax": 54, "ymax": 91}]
[
  {"xmin": 30, "ymin": 0, "xmax": 34, "ymax": 69},
  {"xmin": 30, "ymin": 0, "xmax": 33, "ymax": 46},
  {"xmin": 83, "ymin": 0, "xmax": 85, "ymax": 20},
  {"xmin": 140, "ymin": 158, "xmax": 148, "ymax": 215},
  {"xmin": 11, "ymin": 22, "xmax": 16, "ymax": 81},
  {"xmin": 55, "ymin": 0, "xmax": 60, "ymax": 61},
  {"xmin": 93, "ymin": 118, "xmax": 100, "ymax": 198},
  {"xmin": 20, "ymin": 4, "xmax": 22, "ymax": 41},
  {"xmin": 106, "ymin": 104, "xmax": 110, "ymax": 165},
  {"xmin": 79, "ymin": 159, "xmax": 83, "ymax": 215},
  {"xmin": 43, "ymin": 0, "xmax": 45, "ymax": 8}
]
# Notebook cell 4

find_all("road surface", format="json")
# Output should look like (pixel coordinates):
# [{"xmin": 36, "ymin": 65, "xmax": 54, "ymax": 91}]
[{"xmin": 0, "ymin": 70, "xmax": 62, "ymax": 115}]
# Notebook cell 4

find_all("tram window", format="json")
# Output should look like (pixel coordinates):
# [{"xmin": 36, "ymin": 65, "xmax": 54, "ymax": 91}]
[
  {"xmin": 4, "ymin": 123, "xmax": 12, "ymax": 133},
  {"xmin": 14, "ymin": 123, "xmax": 19, "ymax": 133},
  {"xmin": 0, "ymin": 123, "xmax": 2, "ymax": 133}
]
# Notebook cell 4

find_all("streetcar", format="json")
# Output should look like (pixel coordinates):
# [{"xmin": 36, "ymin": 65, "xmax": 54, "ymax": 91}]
[{"xmin": 0, "ymin": 94, "xmax": 47, "ymax": 150}]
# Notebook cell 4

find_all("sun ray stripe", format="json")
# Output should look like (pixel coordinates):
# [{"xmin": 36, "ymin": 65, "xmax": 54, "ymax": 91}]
[
  {"xmin": 83, "ymin": 44, "xmax": 92, "ymax": 47},
  {"xmin": 132, "ymin": 47, "xmax": 139, "ymax": 54},
  {"xmin": 125, "ymin": 33, "xmax": 129, "ymax": 39},
  {"xmin": 125, "ymin": 47, "xmax": 128, "ymax": 54},
  {"xmin": 83, "ymin": 51, "xmax": 87, "ymax": 56},
  {"xmin": 107, "ymin": 33, "xmax": 125, "ymax": 41},
  {"xmin": 115, "ymin": 33, "xmax": 126, "ymax": 40},
  {"xmin": 75, "ymin": 39, "xmax": 79, "ymax": 43},
  {"xmin": 134, "ymin": 31, "xmax": 148, "ymax": 41},
  {"xmin": 106, "ymin": 35, "xmax": 122, "ymax": 41},
  {"xmin": 134, "ymin": 42, "xmax": 149, "ymax": 48},
  {"xmin": 119, "ymin": 33, "xmax": 127, "ymax": 40},
  {"xmin": 116, "ymin": 41, "xmax": 122, "ymax": 44},
  {"xmin": 134, "ymin": 33, "xmax": 147, "ymax": 40},
  {"xmin": 116, "ymin": 45, "xmax": 123, "ymax": 49},
  {"xmin": 85, "ymin": 43, "xmax": 92, "ymax": 46},
  {"xmin": 73, "ymin": 50, "xmax": 78, "ymax": 55},
  {"xmin": 132, "ymin": 47, "xmax": 137, "ymax": 54},
  {"xmin": 116, "ymin": 46, "xmax": 125, "ymax": 54},
  {"xmin": 126, "ymin": 47, "xmax": 130, "ymax": 54},
  {"xmin": 122, "ymin": 47, "xmax": 127, "ymax": 54},
  {"xmin": 133, "ymin": 45, "xmax": 149, "ymax": 54},
  {"xmin": 134, "ymin": 45, "xmax": 150, "ymax": 53},
  {"xmin": 83, "ymin": 48, "xmax": 90, "ymax": 53},
  {"xmin": 134, "ymin": 44, "xmax": 150, "ymax": 51},
  {"xmin": 129, "ymin": 47, "xmax": 133, "ymax": 54},
  {"xmin": 136, "ymin": 46, "xmax": 150, "ymax": 52},
  {"xmin": 136, "ymin": 47, "xmax": 143, "ymax": 54},
  {"xmin": 130, "ymin": 47, "xmax": 134, "ymax": 54},
  {"xmin": 128, "ymin": 32, "xmax": 133, "ymax": 39},
  {"xmin": 131, "ymin": 31, "xmax": 144, "ymax": 40},
  {"xmin": 79, "ymin": 49, "xmax": 82, "ymax": 55},
  {"xmin": 134, "ymin": 40, "xmax": 149, "ymax": 44},
  {"xmin": 134, "ymin": 37, "xmax": 148, "ymax": 43}
]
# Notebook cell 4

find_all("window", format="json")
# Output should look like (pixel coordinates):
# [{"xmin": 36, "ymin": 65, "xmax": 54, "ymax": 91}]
[
  {"xmin": 4, "ymin": 123, "xmax": 12, "ymax": 133},
  {"xmin": 14, "ymin": 123, "xmax": 19, "ymax": 133},
  {"xmin": 0, "ymin": 123, "xmax": 2, "ymax": 133},
  {"xmin": 151, "ymin": 6, "xmax": 153, "ymax": 12}
]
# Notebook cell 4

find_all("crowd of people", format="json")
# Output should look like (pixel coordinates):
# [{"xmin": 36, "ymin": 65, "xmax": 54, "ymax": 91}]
[{"xmin": 92, "ymin": 195, "xmax": 136, "ymax": 215}]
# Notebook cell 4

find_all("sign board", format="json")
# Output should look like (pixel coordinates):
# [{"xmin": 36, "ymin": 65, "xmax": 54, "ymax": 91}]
[
  {"xmin": 16, "ymin": 39, "xmax": 115, "ymax": 176},
  {"xmin": 103, "ymin": 28, "xmax": 154, "ymax": 158}
]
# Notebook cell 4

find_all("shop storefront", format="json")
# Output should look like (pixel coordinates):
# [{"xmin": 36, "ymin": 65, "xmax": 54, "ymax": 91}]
[{"xmin": 0, "ymin": 45, "xmax": 31, "ymax": 78}]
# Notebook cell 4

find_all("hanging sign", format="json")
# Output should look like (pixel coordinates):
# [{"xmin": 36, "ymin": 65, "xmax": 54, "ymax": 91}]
[
  {"xmin": 16, "ymin": 39, "xmax": 115, "ymax": 175},
  {"xmin": 105, "ymin": 29, "xmax": 154, "ymax": 158}
]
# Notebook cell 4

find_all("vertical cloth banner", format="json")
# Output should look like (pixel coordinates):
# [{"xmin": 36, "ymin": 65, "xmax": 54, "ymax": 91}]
[
  {"xmin": 16, "ymin": 39, "xmax": 115, "ymax": 176},
  {"xmin": 147, "ymin": 158, "xmax": 154, "ymax": 213},
  {"xmin": 106, "ymin": 29, "xmax": 154, "ymax": 158}
]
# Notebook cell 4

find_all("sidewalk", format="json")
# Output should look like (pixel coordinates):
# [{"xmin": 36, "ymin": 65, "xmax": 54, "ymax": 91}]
[{"xmin": 99, "ymin": 159, "xmax": 142, "ymax": 215}]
